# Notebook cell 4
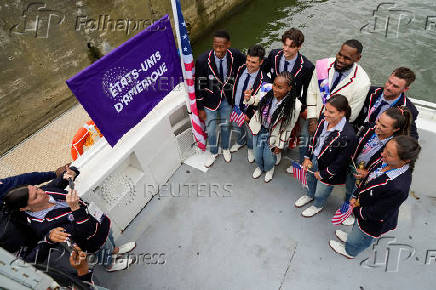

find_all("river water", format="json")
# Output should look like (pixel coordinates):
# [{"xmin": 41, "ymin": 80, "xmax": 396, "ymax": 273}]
[{"xmin": 192, "ymin": 0, "xmax": 436, "ymax": 103}]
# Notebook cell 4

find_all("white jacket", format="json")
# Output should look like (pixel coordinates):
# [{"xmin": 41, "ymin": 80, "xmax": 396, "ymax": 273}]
[
  {"xmin": 306, "ymin": 58, "xmax": 370, "ymax": 122},
  {"xmin": 244, "ymin": 91, "xmax": 301, "ymax": 149}
]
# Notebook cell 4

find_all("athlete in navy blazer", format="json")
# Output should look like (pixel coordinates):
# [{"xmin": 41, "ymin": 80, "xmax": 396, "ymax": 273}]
[
  {"xmin": 353, "ymin": 67, "xmax": 419, "ymax": 140},
  {"xmin": 231, "ymin": 64, "xmax": 269, "ymax": 118},
  {"xmin": 329, "ymin": 135, "xmax": 420, "ymax": 259},
  {"xmin": 352, "ymin": 163, "xmax": 411, "ymax": 238},
  {"xmin": 351, "ymin": 124, "xmax": 384, "ymax": 170},
  {"xmin": 354, "ymin": 86, "xmax": 419, "ymax": 139},
  {"xmin": 195, "ymin": 47, "xmax": 246, "ymax": 111},
  {"xmin": 305, "ymin": 118, "xmax": 357, "ymax": 185},
  {"xmin": 262, "ymin": 50, "xmax": 313, "ymax": 109}
]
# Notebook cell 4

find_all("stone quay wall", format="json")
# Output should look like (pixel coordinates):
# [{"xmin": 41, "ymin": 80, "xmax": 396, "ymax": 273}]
[{"xmin": 0, "ymin": 0, "xmax": 248, "ymax": 155}]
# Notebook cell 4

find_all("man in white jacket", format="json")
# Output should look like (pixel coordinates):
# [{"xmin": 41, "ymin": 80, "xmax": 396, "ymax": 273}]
[{"xmin": 306, "ymin": 40, "xmax": 370, "ymax": 135}]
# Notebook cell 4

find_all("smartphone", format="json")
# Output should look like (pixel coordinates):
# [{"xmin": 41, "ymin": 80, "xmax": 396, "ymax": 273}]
[{"xmin": 68, "ymin": 178, "xmax": 75, "ymax": 190}]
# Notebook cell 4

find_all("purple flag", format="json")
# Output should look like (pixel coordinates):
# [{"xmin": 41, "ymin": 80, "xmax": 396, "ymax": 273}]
[{"xmin": 66, "ymin": 15, "xmax": 183, "ymax": 146}]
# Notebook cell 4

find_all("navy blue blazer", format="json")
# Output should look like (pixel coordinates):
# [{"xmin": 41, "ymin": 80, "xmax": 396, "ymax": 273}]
[
  {"xmin": 352, "ymin": 124, "xmax": 385, "ymax": 170},
  {"xmin": 25, "ymin": 173, "xmax": 111, "ymax": 253},
  {"xmin": 231, "ymin": 64, "xmax": 270, "ymax": 118},
  {"xmin": 353, "ymin": 86, "xmax": 419, "ymax": 139},
  {"xmin": 353, "ymin": 166, "xmax": 412, "ymax": 237},
  {"xmin": 195, "ymin": 48, "xmax": 246, "ymax": 111},
  {"xmin": 262, "ymin": 50, "xmax": 314, "ymax": 110},
  {"xmin": 305, "ymin": 118, "xmax": 357, "ymax": 185}
]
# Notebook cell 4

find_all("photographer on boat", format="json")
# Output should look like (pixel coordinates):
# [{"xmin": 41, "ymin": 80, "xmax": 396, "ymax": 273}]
[
  {"xmin": 341, "ymin": 106, "xmax": 413, "ymax": 226},
  {"xmin": 329, "ymin": 135, "xmax": 421, "ymax": 258},
  {"xmin": 3, "ymin": 166, "xmax": 136, "ymax": 272}
]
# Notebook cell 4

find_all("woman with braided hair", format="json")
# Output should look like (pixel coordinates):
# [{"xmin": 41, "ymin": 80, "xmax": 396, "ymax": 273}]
[{"xmin": 243, "ymin": 71, "xmax": 301, "ymax": 182}]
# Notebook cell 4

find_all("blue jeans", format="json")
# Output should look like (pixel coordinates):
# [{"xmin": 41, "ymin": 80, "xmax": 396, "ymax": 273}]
[
  {"xmin": 298, "ymin": 117, "xmax": 309, "ymax": 163},
  {"xmin": 253, "ymin": 127, "xmax": 277, "ymax": 172},
  {"xmin": 205, "ymin": 99, "xmax": 232, "ymax": 154},
  {"xmin": 345, "ymin": 220, "xmax": 375, "ymax": 257},
  {"xmin": 345, "ymin": 165, "xmax": 357, "ymax": 202},
  {"xmin": 96, "ymin": 230, "xmax": 115, "ymax": 268},
  {"xmin": 306, "ymin": 156, "xmax": 334, "ymax": 208},
  {"xmin": 233, "ymin": 122, "xmax": 253, "ymax": 149}
]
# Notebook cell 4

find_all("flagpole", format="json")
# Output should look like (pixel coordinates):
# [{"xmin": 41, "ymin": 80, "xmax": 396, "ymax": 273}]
[
  {"xmin": 170, "ymin": 0, "xmax": 191, "ymax": 114},
  {"xmin": 170, "ymin": 0, "xmax": 207, "ymax": 152}
]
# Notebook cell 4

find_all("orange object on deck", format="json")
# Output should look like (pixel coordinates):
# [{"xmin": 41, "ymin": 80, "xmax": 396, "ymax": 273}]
[{"xmin": 71, "ymin": 121, "xmax": 103, "ymax": 161}]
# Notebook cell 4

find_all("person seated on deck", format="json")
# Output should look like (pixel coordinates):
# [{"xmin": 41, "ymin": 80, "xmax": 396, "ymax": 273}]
[
  {"xmin": 3, "ymin": 166, "xmax": 136, "ymax": 272},
  {"xmin": 195, "ymin": 30, "xmax": 246, "ymax": 167},
  {"xmin": 244, "ymin": 71, "xmax": 301, "ymax": 183},
  {"xmin": 341, "ymin": 106, "xmax": 413, "ymax": 226},
  {"xmin": 329, "ymin": 135, "xmax": 421, "ymax": 259},
  {"xmin": 353, "ymin": 67, "xmax": 419, "ymax": 139},
  {"xmin": 229, "ymin": 44, "xmax": 269, "ymax": 163},
  {"xmin": 261, "ymin": 27, "xmax": 314, "ymax": 165},
  {"xmin": 306, "ymin": 40, "xmax": 370, "ymax": 136},
  {"xmin": 294, "ymin": 94, "xmax": 357, "ymax": 217}
]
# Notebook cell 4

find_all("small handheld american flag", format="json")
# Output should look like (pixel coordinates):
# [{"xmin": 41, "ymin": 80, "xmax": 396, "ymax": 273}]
[
  {"xmin": 230, "ymin": 106, "xmax": 246, "ymax": 127},
  {"xmin": 291, "ymin": 161, "xmax": 308, "ymax": 188},
  {"xmin": 331, "ymin": 202, "xmax": 353, "ymax": 225}
]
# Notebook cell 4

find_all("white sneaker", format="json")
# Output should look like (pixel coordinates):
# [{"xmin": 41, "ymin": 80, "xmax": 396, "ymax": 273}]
[
  {"xmin": 286, "ymin": 165, "xmax": 293, "ymax": 174},
  {"xmin": 275, "ymin": 153, "xmax": 281, "ymax": 165},
  {"xmin": 223, "ymin": 149, "xmax": 231, "ymax": 163},
  {"xmin": 301, "ymin": 205, "xmax": 323, "ymax": 217},
  {"xmin": 247, "ymin": 149, "xmax": 255, "ymax": 163},
  {"xmin": 294, "ymin": 195, "xmax": 314, "ymax": 208},
  {"xmin": 106, "ymin": 257, "xmax": 135, "ymax": 272},
  {"xmin": 117, "ymin": 242, "xmax": 136, "ymax": 254},
  {"xmin": 342, "ymin": 214, "xmax": 355, "ymax": 226},
  {"xmin": 252, "ymin": 167, "xmax": 262, "ymax": 179},
  {"xmin": 204, "ymin": 153, "xmax": 218, "ymax": 168},
  {"xmin": 335, "ymin": 230, "xmax": 348, "ymax": 243},
  {"xmin": 264, "ymin": 167, "xmax": 274, "ymax": 183},
  {"xmin": 329, "ymin": 240, "xmax": 354, "ymax": 259},
  {"xmin": 230, "ymin": 144, "xmax": 243, "ymax": 152}
]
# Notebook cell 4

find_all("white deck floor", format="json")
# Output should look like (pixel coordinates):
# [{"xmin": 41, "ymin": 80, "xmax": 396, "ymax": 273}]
[{"xmin": 93, "ymin": 130, "xmax": 436, "ymax": 290}]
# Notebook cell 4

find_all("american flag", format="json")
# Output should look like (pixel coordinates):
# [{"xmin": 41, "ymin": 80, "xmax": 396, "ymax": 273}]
[
  {"xmin": 291, "ymin": 161, "xmax": 308, "ymax": 188},
  {"xmin": 230, "ymin": 106, "xmax": 246, "ymax": 127},
  {"xmin": 172, "ymin": 0, "xmax": 206, "ymax": 151},
  {"xmin": 331, "ymin": 202, "xmax": 353, "ymax": 225}
]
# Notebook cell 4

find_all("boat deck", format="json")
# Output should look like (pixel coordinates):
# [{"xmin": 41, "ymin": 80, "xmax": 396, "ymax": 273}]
[{"xmin": 93, "ymin": 132, "xmax": 436, "ymax": 290}]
